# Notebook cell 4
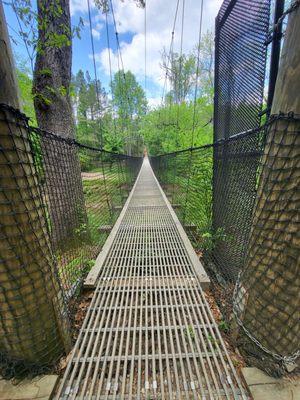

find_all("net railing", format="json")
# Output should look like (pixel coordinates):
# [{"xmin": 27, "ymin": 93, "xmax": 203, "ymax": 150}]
[
  {"xmin": 0, "ymin": 103, "xmax": 142, "ymax": 377},
  {"xmin": 151, "ymin": 127, "xmax": 263, "ymax": 284},
  {"xmin": 151, "ymin": 113, "xmax": 300, "ymax": 376},
  {"xmin": 214, "ymin": 0, "xmax": 271, "ymax": 141},
  {"xmin": 213, "ymin": 0, "xmax": 272, "ymax": 283},
  {"xmin": 31, "ymin": 128, "xmax": 142, "ymax": 299}
]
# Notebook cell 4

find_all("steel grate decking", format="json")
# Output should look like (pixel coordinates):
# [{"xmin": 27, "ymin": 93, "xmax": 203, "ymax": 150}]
[{"xmin": 55, "ymin": 158, "xmax": 248, "ymax": 399}]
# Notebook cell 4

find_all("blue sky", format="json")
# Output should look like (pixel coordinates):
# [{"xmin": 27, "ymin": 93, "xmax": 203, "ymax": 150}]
[{"xmin": 4, "ymin": 0, "xmax": 222, "ymax": 107}]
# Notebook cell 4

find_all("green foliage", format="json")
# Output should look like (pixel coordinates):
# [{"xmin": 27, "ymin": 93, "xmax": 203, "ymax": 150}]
[
  {"xmin": 162, "ymin": 50, "xmax": 196, "ymax": 103},
  {"xmin": 111, "ymin": 70, "xmax": 147, "ymax": 120},
  {"xmin": 73, "ymin": 70, "xmax": 109, "ymax": 147},
  {"xmin": 196, "ymin": 31, "xmax": 215, "ymax": 103},
  {"xmin": 73, "ymin": 69, "xmax": 147, "ymax": 155},
  {"xmin": 161, "ymin": 31, "xmax": 214, "ymax": 104},
  {"xmin": 110, "ymin": 70, "xmax": 147, "ymax": 155},
  {"xmin": 10, "ymin": 0, "xmax": 84, "ymax": 62},
  {"xmin": 207, "ymin": 334, "xmax": 220, "ymax": 349},
  {"xmin": 37, "ymin": 68, "xmax": 52, "ymax": 77},
  {"xmin": 218, "ymin": 320, "xmax": 229, "ymax": 333},
  {"xmin": 14, "ymin": 57, "xmax": 36, "ymax": 122},
  {"xmin": 59, "ymin": 254, "xmax": 95, "ymax": 284},
  {"xmin": 140, "ymin": 98, "xmax": 213, "ymax": 154},
  {"xmin": 94, "ymin": 0, "xmax": 145, "ymax": 13},
  {"xmin": 201, "ymin": 227, "xmax": 229, "ymax": 252},
  {"xmin": 184, "ymin": 325, "xmax": 196, "ymax": 341},
  {"xmin": 140, "ymin": 31, "xmax": 214, "ymax": 155},
  {"xmin": 12, "ymin": 9, "xmax": 213, "ymax": 158},
  {"xmin": 16, "ymin": 66, "xmax": 36, "ymax": 123},
  {"xmin": 44, "ymin": 32, "xmax": 71, "ymax": 49},
  {"xmin": 74, "ymin": 223, "xmax": 88, "ymax": 238}
]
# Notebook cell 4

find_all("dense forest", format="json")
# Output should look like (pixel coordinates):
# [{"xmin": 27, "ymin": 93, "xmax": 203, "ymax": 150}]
[{"xmin": 15, "ymin": 26, "xmax": 214, "ymax": 156}]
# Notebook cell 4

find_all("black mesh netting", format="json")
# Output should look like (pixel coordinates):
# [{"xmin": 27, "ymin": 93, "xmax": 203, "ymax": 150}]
[
  {"xmin": 0, "ymin": 103, "xmax": 141, "ymax": 377},
  {"xmin": 213, "ymin": 0, "xmax": 272, "ymax": 283},
  {"xmin": 214, "ymin": 0, "xmax": 271, "ymax": 141},
  {"xmin": 151, "ymin": 129, "xmax": 263, "ymax": 285},
  {"xmin": 31, "ymin": 127, "xmax": 141, "ymax": 299},
  {"xmin": 151, "ymin": 114, "xmax": 300, "ymax": 375},
  {"xmin": 150, "ymin": 0, "xmax": 299, "ymax": 373}
]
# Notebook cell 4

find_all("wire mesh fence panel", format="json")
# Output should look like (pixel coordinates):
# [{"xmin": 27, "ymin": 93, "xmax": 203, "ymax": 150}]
[
  {"xmin": 151, "ymin": 114, "xmax": 300, "ymax": 375},
  {"xmin": 152, "ymin": 146, "xmax": 213, "ymax": 237},
  {"xmin": 213, "ymin": 0, "xmax": 272, "ymax": 286},
  {"xmin": 151, "ymin": 132, "xmax": 264, "ymax": 284},
  {"xmin": 214, "ymin": 0, "xmax": 271, "ymax": 141},
  {"xmin": 31, "ymin": 129, "xmax": 141, "ymax": 302},
  {"xmin": 0, "ymin": 103, "xmax": 142, "ymax": 376},
  {"xmin": 212, "ymin": 130, "xmax": 265, "ymax": 282}
]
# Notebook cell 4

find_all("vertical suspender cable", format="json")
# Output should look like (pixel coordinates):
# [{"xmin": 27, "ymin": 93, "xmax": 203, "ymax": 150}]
[
  {"xmin": 104, "ymin": 10, "xmax": 124, "ymax": 201},
  {"xmin": 87, "ymin": 0, "xmax": 103, "ymax": 148},
  {"xmin": 191, "ymin": 0, "xmax": 204, "ymax": 148},
  {"xmin": 144, "ymin": 0, "xmax": 147, "ymax": 94},
  {"xmin": 158, "ymin": 0, "xmax": 180, "ymax": 128},
  {"xmin": 110, "ymin": 0, "xmax": 135, "ymax": 153},
  {"xmin": 183, "ymin": 0, "xmax": 204, "ymax": 224},
  {"xmin": 105, "ymin": 11, "xmax": 118, "ymax": 138},
  {"xmin": 110, "ymin": 0, "xmax": 133, "ymax": 117},
  {"xmin": 175, "ymin": 0, "xmax": 185, "ymax": 147},
  {"xmin": 87, "ymin": 0, "xmax": 112, "ymax": 216},
  {"xmin": 171, "ymin": 0, "xmax": 185, "ymax": 203}
]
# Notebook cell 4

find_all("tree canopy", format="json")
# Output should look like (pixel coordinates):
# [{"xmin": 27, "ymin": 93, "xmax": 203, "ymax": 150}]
[{"xmin": 11, "ymin": 0, "xmax": 214, "ymax": 157}]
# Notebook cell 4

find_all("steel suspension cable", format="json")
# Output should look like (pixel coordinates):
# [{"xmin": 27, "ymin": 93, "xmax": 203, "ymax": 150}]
[
  {"xmin": 109, "ymin": 0, "xmax": 137, "ymax": 151},
  {"xmin": 87, "ymin": 0, "xmax": 103, "ymax": 147},
  {"xmin": 158, "ymin": 0, "xmax": 180, "ymax": 128},
  {"xmin": 175, "ymin": 0, "xmax": 185, "ymax": 146},
  {"xmin": 105, "ymin": 10, "xmax": 118, "ymax": 138},
  {"xmin": 104, "ymin": 9, "xmax": 124, "ymax": 199},
  {"xmin": 171, "ymin": 0, "xmax": 185, "ymax": 204},
  {"xmin": 109, "ymin": 0, "xmax": 133, "ymax": 117},
  {"xmin": 144, "ymin": 0, "xmax": 147, "ymax": 95},
  {"xmin": 183, "ymin": 0, "xmax": 204, "ymax": 224},
  {"xmin": 161, "ymin": 0, "xmax": 180, "ymax": 103},
  {"xmin": 87, "ymin": 0, "xmax": 112, "ymax": 217},
  {"xmin": 107, "ymin": 2, "xmax": 129, "ymax": 133},
  {"xmin": 191, "ymin": 0, "xmax": 204, "ymax": 148}
]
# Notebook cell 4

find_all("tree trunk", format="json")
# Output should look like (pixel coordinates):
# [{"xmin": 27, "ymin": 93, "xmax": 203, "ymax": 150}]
[
  {"xmin": 0, "ymin": 3, "xmax": 20, "ymax": 109},
  {"xmin": 33, "ymin": 0, "xmax": 87, "ymax": 248},
  {"xmin": 235, "ymin": 6, "xmax": 300, "ymax": 375},
  {"xmin": 0, "ymin": 1, "xmax": 71, "ymax": 369},
  {"xmin": 33, "ymin": 0, "xmax": 74, "ymax": 138}
]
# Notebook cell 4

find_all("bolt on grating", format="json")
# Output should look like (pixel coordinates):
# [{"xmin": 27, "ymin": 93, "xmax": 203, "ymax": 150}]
[{"xmin": 55, "ymin": 158, "xmax": 248, "ymax": 399}]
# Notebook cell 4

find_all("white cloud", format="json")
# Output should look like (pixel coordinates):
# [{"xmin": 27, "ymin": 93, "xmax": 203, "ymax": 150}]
[
  {"xmin": 148, "ymin": 96, "xmax": 162, "ymax": 109},
  {"xmin": 95, "ymin": 22, "xmax": 104, "ymax": 30},
  {"xmin": 96, "ymin": 0, "xmax": 222, "ymax": 94},
  {"xmin": 75, "ymin": 0, "xmax": 223, "ymax": 97},
  {"xmin": 99, "ymin": 32, "xmax": 164, "ymax": 86},
  {"xmin": 92, "ymin": 28, "xmax": 101, "ymax": 39},
  {"xmin": 70, "ymin": 0, "xmax": 89, "ymax": 15}
]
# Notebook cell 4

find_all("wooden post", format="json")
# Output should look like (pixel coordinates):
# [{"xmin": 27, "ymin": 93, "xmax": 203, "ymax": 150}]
[
  {"xmin": 0, "ymin": 1, "xmax": 71, "ymax": 366},
  {"xmin": 235, "ymin": 6, "xmax": 300, "ymax": 374}
]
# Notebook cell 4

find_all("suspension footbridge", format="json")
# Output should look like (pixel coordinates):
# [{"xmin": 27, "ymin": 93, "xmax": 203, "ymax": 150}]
[
  {"xmin": 55, "ymin": 158, "xmax": 247, "ymax": 399},
  {"xmin": 1, "ymin": 0, "xmax": 299, "ymax": 397}
]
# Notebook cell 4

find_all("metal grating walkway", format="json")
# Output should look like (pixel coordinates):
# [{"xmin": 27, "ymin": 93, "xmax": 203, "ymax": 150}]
[{"xmin": 55, "ymin": 158, "xmax": 248, "ymax": 399}]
